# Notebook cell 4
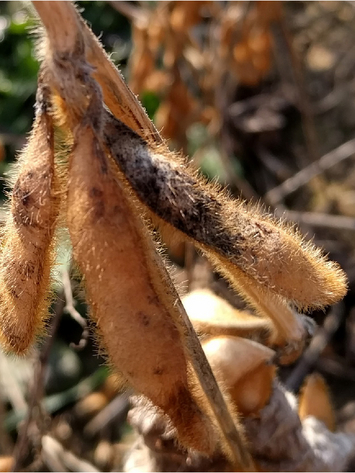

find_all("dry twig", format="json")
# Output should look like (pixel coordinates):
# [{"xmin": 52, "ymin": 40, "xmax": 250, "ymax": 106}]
[
  {"xmin": 266, "ymin": 138, "xmax": 355, "ymax": 205},
  {"xmin": 276, "ymin": 209, "xmax": 355, "ymax": 232},
  {"xmin": 62, "ymin": 269, "xmax": 88, "ymax": 350},
  {"xmin": 42, "ymin": 435, "xmax": 98, "ymax": 472},
  {"xmin": 84, "ymin": 390, "xmax": 131, "ymax": 438}
]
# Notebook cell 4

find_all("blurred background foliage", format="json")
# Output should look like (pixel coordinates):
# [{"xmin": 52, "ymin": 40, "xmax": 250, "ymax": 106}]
[{"xmin": 2, "ymin": 1, "xmax": 355, "ymax": 471}]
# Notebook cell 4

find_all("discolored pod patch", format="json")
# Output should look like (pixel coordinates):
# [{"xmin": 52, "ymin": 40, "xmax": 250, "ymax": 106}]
[
  {"xmin": 104, "ymin": 113, "xmax": 347, "ymax": 311},
  {"xmin": 12, "ymin": 164, "xmax": 54, "ymax": 232}
]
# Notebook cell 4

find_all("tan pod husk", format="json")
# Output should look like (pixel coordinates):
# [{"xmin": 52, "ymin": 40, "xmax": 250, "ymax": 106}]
[
  {"xmin": 67, "ymin": 120, "xmax": 218, "ymax": 455},
  {"xmin": 103, "ymin": 113, "xmax": 348, "ymax": 363},
  {"xmin": 299, "ymin": 372, "xmax": 336, "ymax": 432},
  {"xmin": 203, "ymin": 336, "xmax": 276, "ymax": 416},
  {"xmin": 181, "ymin": 287, "xmax": 310, "ymax": 365},
  {"xmin": 0, "ymin": 456, "xmax": 14, "ymax": 472},
  {"xmin": 0, "ymin": 85, "xmax": 59, "ymax": 354},
  {"xmin": 182, "ymin": 289, "xmax": 273, "ymax": 342},
  {"xmin": 103, "ymin": 114, "xmax": 347, "ymax": 312},
  {"xmin": 34, "ymin": 3, "xmax": 253, "ymax": 465}
]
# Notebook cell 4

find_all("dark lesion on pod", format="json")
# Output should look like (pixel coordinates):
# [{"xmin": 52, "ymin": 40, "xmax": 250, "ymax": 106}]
[{"xmin": 11, "ymin": 164, "xmax": 54, "ymax": 231}]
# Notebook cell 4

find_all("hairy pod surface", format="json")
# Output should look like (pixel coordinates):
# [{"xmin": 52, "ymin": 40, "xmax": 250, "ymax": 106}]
[
  {"xmin": 104, "ymin": 114, "xmax": 347, "ymax": 311},
  {"xmin": 67, "ymin": 122, "xmax": 217, "ymax": 455},
  {"xmin": 0, "ymin": 93, "xmax": 59, "ymax": 354}
]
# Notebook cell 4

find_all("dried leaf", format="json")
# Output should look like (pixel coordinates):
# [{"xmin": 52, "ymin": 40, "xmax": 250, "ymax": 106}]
[{"xmin": 129, "ymin": 24, "xmax": 155, "ymax": 94}]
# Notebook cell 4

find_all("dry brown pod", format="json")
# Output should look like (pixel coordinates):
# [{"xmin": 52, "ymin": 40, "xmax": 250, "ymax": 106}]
[
  {"xmin": 51, "ymin": 4, "xmax": 347, "ymax": 338},
  {"xmin": 67, "ymin": 107, "xmax": 218, "ymax": 455},
  {"xmin": 23, "ymin": 4, "xmax": 349, "ymax": 470},
  {"xmin": 0, "ymin": 81, "xmax": 60, "ymax": 354},
  {"xmin": 103, "ymin": 114, "xmax": 347, "ymax": 312},
  {"xmin": 0, "ymin": 456, "xmax": 14, "ymax": 472},
  {"xmin": 182, "ymin": 289, "xmax": 314, "ymax": 365},
  {"xmin": 103, "ymin": 113, "xmax": 346, "ymax": 363},
  {"xmin": 33, "ymin": 2, "xmax": 253, "ymax": 467},
  {"xmin": 203, "ymin": 336, "xmax": 276, "ymax": 416},
  {"xmin": 182, "ymin": 288, "xmax": 273, "ymax": 342},
  {"xmin": 298, "ymin": 372, "xmax": 336, "ymax": 432}
]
